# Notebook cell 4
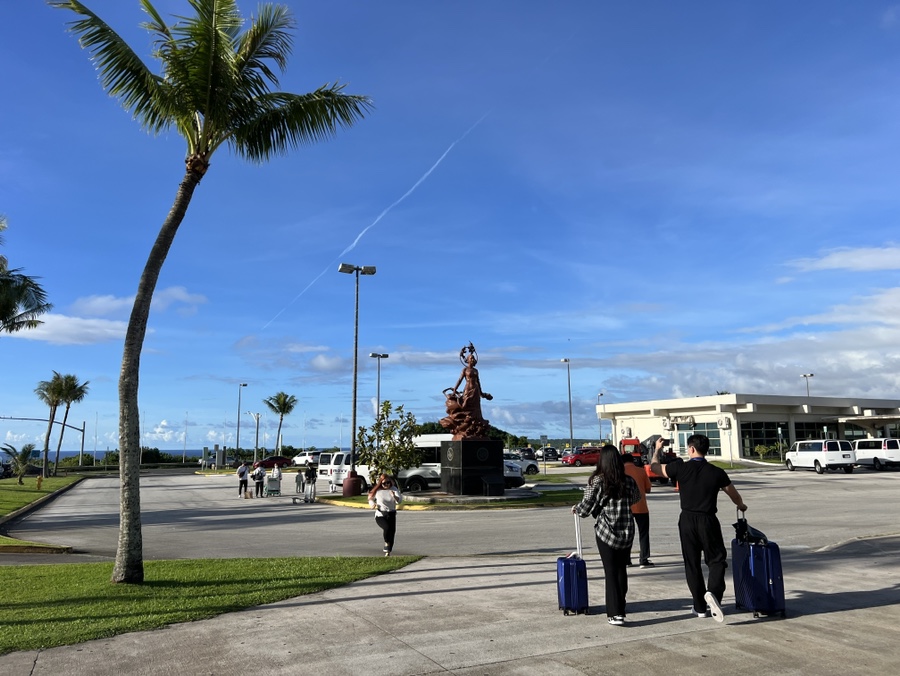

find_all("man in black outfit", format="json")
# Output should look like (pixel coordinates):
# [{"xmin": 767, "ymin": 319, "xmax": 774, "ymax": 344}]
[{"xmin": 650, "ymin": 433, "xmax": 747, "ymax": 622}]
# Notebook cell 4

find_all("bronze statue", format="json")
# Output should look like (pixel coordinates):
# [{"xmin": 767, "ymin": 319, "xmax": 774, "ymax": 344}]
[{"xmin": 440, "ymin": 342, "xmax": 493, "ymax": 440}]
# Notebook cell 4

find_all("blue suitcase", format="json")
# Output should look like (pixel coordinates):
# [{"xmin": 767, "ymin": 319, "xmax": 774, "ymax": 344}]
[
  {"xmin": 557, "ymin": 513, "xmax": 590, "ymax": 615},
  {"xmin": 731, "ymin": 514, "xmax": 786, "ymax": 618}
]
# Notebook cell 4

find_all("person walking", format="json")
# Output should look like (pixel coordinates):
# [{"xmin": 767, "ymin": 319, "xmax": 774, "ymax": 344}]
[
  {"xmin": 251, "ymin": 463, "xmax": 266, "ymax": 497},
  {"xmin": 303, "ymin": 462, "xmax": 318, "ymax": 503},
  {"xmin": 368, "ymin": 474, "xmax": 402, "ymax": 556},
  {"xmin": 650, "ymin": 434, "xmax": 747, "ymax": 622},
  {"xmin": 236, "ymin": 462, "xmax": 249, "ymax": 498},
  {"xmin": 572, "ymin": 446, "xmax": 641, "ymax": 626},
  {"xmin": 623, "ymin": 453, "xmax": 653, "ymax": 568},
  {"xmin": 296, "ymin": 463, "xmax": 306, "ymax": 494}
]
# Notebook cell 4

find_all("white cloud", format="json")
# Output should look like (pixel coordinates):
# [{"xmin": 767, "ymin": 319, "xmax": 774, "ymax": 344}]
[
  {"xmin": 69, "ymin": 294, "xmax": 134, "ymax": 317},
  {"xmin": 11, "ymin": 314, "xmax": 128, "ymax": 345},
  {"xmin": 751, "ymin": 287, "xmax": 900, "ymax": 332},
  {"xmin": 790, "ymin": 246, "xmax": 900, "ymax": 272},
  {"xmin": 69, "ymin": 286, "xmax": 206, "ymax": 319},
  {"xmin": 309, "ymin": 354, "xmax": 346, "ymax": 373}
]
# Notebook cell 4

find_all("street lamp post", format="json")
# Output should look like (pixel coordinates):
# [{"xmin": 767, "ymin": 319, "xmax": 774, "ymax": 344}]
[
  {"xmin": 801, "ymin": 373, "xmax": 814, "ymax": 397},
  {"xmin": 339, "ymin": 263, "xmax": 376, "ymax": 496},
  {"xmin": 236, "ymin": 383, "xmax": 247, "ymax": 459},
  {"xmin": 561, "ymin": 359, "xmax": 573, "ymax": 453},
  {"xmin": 247, "ymin": 412, "xmax": 261, "ymax": 463},
  {"xmin": 597, "ymin": 393, "xmax": 604, "ymax": 444},
  {"xmin": 369, "ymin": 353, "xmax": 389, "ymax": 416},
  {"xmin": 369, "ymin": 353, "xmax": 389, "ymax": 450}
]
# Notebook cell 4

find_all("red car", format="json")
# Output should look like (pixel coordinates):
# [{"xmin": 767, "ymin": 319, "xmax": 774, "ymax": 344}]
[
  {"xmin": 560, "ymin": 447, "xmax": 602, "ymax": 467},
  {"xmin": 254, "ymin": 456, "xmax": 291, "ymax": 469}
]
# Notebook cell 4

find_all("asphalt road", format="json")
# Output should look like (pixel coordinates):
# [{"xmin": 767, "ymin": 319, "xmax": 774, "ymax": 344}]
[{"xmin": 3, "ymin": 465, "xmax": 898, "ymax": 563}]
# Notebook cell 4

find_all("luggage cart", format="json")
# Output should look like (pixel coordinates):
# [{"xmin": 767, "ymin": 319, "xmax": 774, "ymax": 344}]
[{"xmin": 265, "ymin": 476, "xmax": 282, "ymax": 497}]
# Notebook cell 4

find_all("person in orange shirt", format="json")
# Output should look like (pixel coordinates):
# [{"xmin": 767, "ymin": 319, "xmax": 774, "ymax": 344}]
[{"xmin": 623, "ymin": 453, "xmax": 653, "ymax": 568}]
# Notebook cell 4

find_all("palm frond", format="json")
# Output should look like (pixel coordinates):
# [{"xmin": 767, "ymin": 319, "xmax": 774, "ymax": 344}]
[
  {"xmin": 236, "ymin": 4, "xmax": 295, "ymax": 91},
  {"xmin": 229, "ymin": 86, "xmax": 374, "ymax": 161},
  {"xmin": 49, "ymin": 0, "xmax": 170, "ymax": 134},
  {"xmin": 0, "ymin": 268, "xmax": 52, "ymax": 334}
]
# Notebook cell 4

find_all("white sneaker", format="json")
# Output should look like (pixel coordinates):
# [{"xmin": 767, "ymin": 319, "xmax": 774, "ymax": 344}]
[{"xmin": 705, "ymin": 592, "xmax": 724, "ymax": 623}]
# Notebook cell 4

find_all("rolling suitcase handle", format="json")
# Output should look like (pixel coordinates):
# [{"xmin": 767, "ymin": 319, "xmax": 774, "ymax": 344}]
[{"xmin": 570, "ymin": 512, "xmax": 584, "ymax": 560}]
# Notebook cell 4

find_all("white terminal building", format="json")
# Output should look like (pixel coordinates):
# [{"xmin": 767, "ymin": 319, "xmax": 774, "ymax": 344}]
[{"xmin": 597, "ymin": 393, "xmax": 900, "ymax": 462}]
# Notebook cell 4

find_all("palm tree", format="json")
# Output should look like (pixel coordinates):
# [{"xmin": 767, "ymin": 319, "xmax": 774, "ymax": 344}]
[
  {"xmin": 53, "ymin": 374, "xmax": 90, "ymax": 476},
  {"xmin": 263, "ymin": 392, "xmax": 298, "ymax": 452},
  {"xmin": 0, "ymin": 215, "xmax": 52, "ymax": 333},
  {"xmin": 51, "ymin": 0, "xmax": 371, "ymax": 584},
  {"xmin": 1, "ymin": 443, "xmax": 36, "ymax": 485},
  {"xmin": 35, "ymin": 372, "xmax": 65, "ymax": 478}
]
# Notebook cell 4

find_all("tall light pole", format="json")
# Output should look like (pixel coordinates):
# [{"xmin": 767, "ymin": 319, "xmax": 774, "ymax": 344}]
[
  {"xmin": 339, "ymin": 263, "xmax": 376, "ymax": 496},
  {"xmin": 561, "ymin": 359, "xmax": 573, "ymax": 453},
  {"xmin": 369, "ymin": 352, "xmax": 389, "ymax": 450},
  {"xmin": 369, "ymin": 353, "xmax": 389, "ymax": 416},
  {"xmin": 236, "ymin": 383, "xmax": 247, "ymax": 457},
  {"xmin": 597, "ymin": 393, "xmax": 604, "ymax": 444},
  {"xmin": 801, "ymin": 373, "xmax": 814, "ymax": 397},
  {"xmin": 247, "ymin": 411, "xmax": 261, "ymax": 463}
]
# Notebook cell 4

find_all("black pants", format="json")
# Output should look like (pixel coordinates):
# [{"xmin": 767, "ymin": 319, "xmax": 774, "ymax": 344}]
[
  {"xmin": 595, "ymin": 536, "xmax": 630, "ymax": 618},
  {"xmin": 632, "ymin": 512, "xmax": 650, "ymax": 563},
  {"xmin": 238, "ymin": 478, "xmax": 248, "ymax": 496},
  {"xmin": 678, "ymin": 511, "xmax": 727, "ymax": 611},
  {"xmin": 375, "ymin": 511, "xmax": 397, "ymax": 552},
  {"xmin": 254, "ymin": 480, "xmax": 264, "ymax": 497}
]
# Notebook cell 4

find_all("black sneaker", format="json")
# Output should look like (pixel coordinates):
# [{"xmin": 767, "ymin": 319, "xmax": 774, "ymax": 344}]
[
  {"xmin": 607, "ymin": 616, "xmax": 625, "ymax": 626},
  {"xmin": 625, "ymin": 560, "xmax": 634, "ymax": 567},
  {"xmin": 692, "ymin": 606, "xmax": 709, "ymax": 618},
  {"xmin": 639, "ymin": 560, "xmax": 654, "ymax": 569}
]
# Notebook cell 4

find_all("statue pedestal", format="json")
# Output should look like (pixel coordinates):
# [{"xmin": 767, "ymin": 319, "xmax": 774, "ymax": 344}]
[{"xmin": 440, "ymin": 439, "xmax": 504, "ymax": 495}]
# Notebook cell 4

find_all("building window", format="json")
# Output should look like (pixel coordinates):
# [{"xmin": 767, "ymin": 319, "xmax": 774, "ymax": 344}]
[
  {"xmin": 739, "ymin": 421, "xmax": 789, "ymax": 457},
  {"xmin": 677, "ymin": 423, "xmax": 721, "ymax": 456}
]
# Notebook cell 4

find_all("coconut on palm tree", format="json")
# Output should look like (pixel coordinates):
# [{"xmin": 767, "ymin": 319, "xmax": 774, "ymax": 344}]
[
  {"xmin": 1, "ymin": 443, "xmax": 36, "ymax": 485},
  {"xmin": 52, "ymin": 374, "xmax": 90, "ymax": 476},
  {"xmin": 35, "ymin": 372, "xmax": 65, "ymax": 479},
  {"xmin": 0, "ymin": 215, "xmax": 52, "ymax": 334},
  {"xmin": 50, "ymin": 0, "xmax": 371, "ymax": 583},
  {"xmin": 263, "ymin": 392, "xmax": 298, "ymax": 452}
]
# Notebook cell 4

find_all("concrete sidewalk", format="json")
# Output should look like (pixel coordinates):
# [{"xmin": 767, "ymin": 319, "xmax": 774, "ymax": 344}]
[{"xmin": 2, "ymin": 535, "xmax": 898, "ymax": 675}]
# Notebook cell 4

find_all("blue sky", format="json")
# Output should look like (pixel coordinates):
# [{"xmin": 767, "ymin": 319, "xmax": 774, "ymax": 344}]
[{"xmin": 4, "ymin": 0, "xmax": 900, "ymax": 453}]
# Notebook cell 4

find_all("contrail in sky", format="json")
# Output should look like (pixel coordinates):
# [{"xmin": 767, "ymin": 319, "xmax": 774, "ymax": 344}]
[{"xmin": 261, "ymin": 111, "xmax": 490, "ymax": 331}]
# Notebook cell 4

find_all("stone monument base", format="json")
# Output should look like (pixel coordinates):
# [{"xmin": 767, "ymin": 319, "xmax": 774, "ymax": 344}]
[{"xmin": 440, "ymin": 439, "xmax": 504, "ymax": 495}]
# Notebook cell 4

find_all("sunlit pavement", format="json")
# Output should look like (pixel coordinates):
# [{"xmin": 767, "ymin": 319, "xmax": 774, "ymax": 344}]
[{"xmin": 1, "ymin": 470, "xmax": 899, "ymax": 674}]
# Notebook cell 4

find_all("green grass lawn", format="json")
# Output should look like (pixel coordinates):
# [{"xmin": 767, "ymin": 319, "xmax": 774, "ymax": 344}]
[
  {"xmin": 0, "ymin": 556, "xmax": 418, "ymax": 655},
  {"xmin": 0, "ymin": 476, "xmax": 82, "ymax": 517}
]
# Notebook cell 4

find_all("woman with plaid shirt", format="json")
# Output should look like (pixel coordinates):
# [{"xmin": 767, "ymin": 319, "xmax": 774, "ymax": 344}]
[{"xmin": 572, "ymin": 445, "xmax": 641, "ymax": 626}]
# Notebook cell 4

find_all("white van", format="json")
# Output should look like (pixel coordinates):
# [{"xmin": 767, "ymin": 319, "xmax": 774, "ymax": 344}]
[
  {"xmin": 852, "ymin": 438, "xmax": 900, "ymax": 471},
  {"xmin": 323, "ymin": 435, "xmax": 447, "ymax": 493},
  {"xmin": 325, "ymin": 434, "xmax": 524, "ymax": 492},
  {"xmin": 785, "ymin": 439, "xmax": 855, "ymax": 474}
]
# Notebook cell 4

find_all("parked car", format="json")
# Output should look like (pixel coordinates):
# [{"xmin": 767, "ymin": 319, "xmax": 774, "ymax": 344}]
[
  {"xmin": 560, "ymin": 447, "xmax": 602, "ymax": 467},
  {"xmin": 504, "ymin": 452, "xmax": 539, "ymax": 475},
  {"xmin": 785, "ymin": 440, "xmax": 855, "ymax": 474},
  {"xmin": 538, "ymin": 447, "xmax": 559, "ymax": 461},
  {"xmin": 292, "ymin": 451, "xmax": 322, "ymax": 467},
  {"xmin": 515, "ymin": 448, "xmax": 537, "ymax": 460},
  {"xmin": 255, "ymin": 455, "xmax": 291, "ymax": 469}
]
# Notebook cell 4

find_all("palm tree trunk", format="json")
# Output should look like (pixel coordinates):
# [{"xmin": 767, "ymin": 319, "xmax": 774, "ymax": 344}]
[
  {"xmin": 53, "ymin": 404, "xmax": 72, "ymax": 477},
  {"xmin": 42, "ymin": 405, "xmax": 57, "ymax": 479},
  {"xmin": 113, "ymin": 167, "xmax": 203, "ymax": 584},
  {"xmin": 276, "ymin": 415, "xmax": 284, "ymax": 452}
]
